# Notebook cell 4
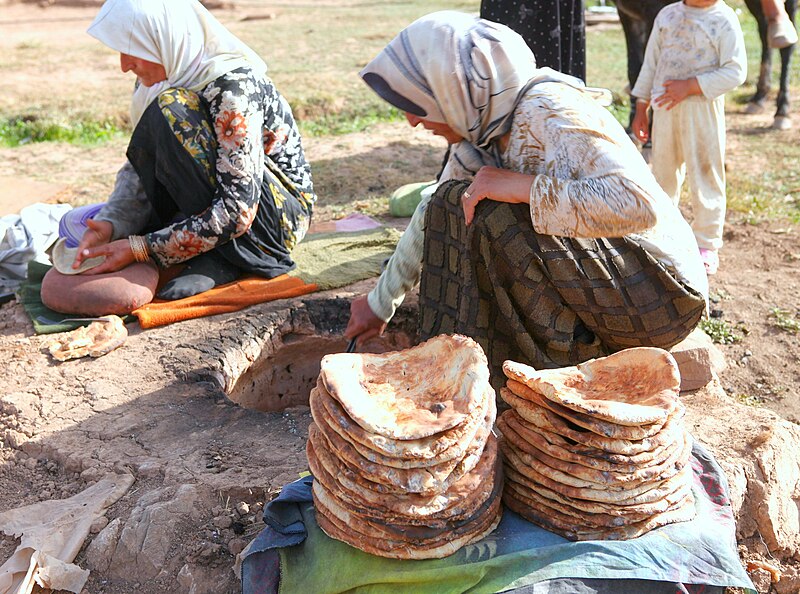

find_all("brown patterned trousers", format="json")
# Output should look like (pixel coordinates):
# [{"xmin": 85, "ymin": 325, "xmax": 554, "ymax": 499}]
[{"xmin": 419, "ymin": 180, "xmax": 706, "ymax": 389}]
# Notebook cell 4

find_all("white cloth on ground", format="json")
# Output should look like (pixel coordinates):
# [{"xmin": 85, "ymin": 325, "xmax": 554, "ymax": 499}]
[{"xmin": 0, "ymin": 203, "xmax": 72, "ymax": 295}]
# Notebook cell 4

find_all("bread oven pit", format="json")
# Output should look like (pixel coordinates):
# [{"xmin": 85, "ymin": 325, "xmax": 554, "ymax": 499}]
[{"xmin": 217, "ymin": 298, "xmax": 416, "ymax": 413}]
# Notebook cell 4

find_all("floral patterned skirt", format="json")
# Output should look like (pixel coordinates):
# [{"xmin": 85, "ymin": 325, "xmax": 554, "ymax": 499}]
[{"xmin": 127, "ymin": 88, "xmax": 311, "ymax": 278}]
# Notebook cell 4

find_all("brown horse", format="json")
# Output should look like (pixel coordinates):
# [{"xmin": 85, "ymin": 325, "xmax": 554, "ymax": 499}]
[{"xmin": 615, "ymin": 0, "xmax": 797, "ymax": 130}]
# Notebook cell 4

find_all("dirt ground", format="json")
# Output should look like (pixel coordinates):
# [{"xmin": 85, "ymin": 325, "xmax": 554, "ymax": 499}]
[{"xmin": 0, "ymin": 3, "xmax": 799, "ymax": 594}]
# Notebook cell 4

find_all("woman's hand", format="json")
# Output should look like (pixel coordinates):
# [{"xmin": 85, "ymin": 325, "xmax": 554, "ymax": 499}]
[
  {"xmin": 345, "ymin": 295, "xmax": 387, "ymax": 346},
  {"xmin": 461, "ymin": 166, "xmax": 535, "ymax": 226},
  {"xmin": 72, "ymin": 219, "xmax": 113, "ymax": 270},
  {"xmin": 78, "ymin": 238, "xmax": 137, "ymax": 275}
]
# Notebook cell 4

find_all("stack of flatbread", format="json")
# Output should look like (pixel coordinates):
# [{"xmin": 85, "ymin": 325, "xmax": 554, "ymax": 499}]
[
  {"xmin": 307, "ymin": 334, "xmax": 504, "ymax": 559},
  {"xmin": 497, "ymin": 347, "xmax": 696, "ymax": 541}
]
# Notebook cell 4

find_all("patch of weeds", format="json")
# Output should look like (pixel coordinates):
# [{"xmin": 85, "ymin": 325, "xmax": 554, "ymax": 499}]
[
  {"xmin": 768, "ymin": 307, "xmax": 800, "ymax": 334},
  {"xmin": 735, "ymin": 393, "xmax": 763, "ymax": 407},
  {"xmin": 709, "ymin": 288, "xmax": 733, "ymax": 303},
  {"xmin": 699, "ymin": 318, "xmax": 744, "ymax": 344},
  {"xmin": 0, "ymin": 117, "xmax": 125, "ymax": 147}
]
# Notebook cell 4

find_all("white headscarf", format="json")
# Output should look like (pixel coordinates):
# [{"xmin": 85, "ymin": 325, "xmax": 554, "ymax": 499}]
[
  {"xmin": 88, "ymin": 0, "xmax": 267, "ymax": 126},
  {"xmin": 360, "ymin": 11, "xmax": 584, "ymax": 175}
]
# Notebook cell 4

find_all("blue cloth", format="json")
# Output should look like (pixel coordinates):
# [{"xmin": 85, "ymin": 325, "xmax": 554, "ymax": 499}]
[
  {"xmin": 241, "ymin": 441, "xmax": 755, "ymax": 594},
  {"xmin": 58, "ymin": 203, "xmax": 104, "ymax": 248}
]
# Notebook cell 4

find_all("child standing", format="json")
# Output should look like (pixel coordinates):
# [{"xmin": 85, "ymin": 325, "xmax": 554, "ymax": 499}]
[{"xmin": 632, "ymin": 0, "xmax": 746, "ymax": 275}]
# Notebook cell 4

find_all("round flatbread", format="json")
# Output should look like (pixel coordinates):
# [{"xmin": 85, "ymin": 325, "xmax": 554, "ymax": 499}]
[
  {"xmin": 311, "ymin": 378, "xmax": 493, "ymax": 466},
  {"xmin": 307, "ymin": 429, "xmax": 500, "ymax": 521},
  {"xmin": 500, "ymin": 437, "xmax": 694, "ymax": 504},
  {"xmin": 503, "ymin": 478, "xmax": 658, "ymax": 528},
  {"xmin": 309, "ymin": 406, "xmax": 493, "ymax": 493},
  {"xmin": 503, "ymin": 464, "xmax": 693, "ymax": 517},
  {"xmin": 503, "ymin": 486, "xmax": 695, "ymax": 541},
  {"xmin": 314, "ymin": 481, "xmax": 503, "ymax": 559},
  {"xmin": 500, "ymin": 426, "xmax": 692, "ymax": 486},
  {"xmin": 503, "ymin": 383, "xmax": 667, "ymax": 440},
  {"xmin": 499, "ymin": 409, "xmax": 681, "ymax": 471},
  {"xmin": 320, "ymin": 334, "xmax": 490, "ymax": 439},
  {"xmin": 501, "ymin": 386, "xmax": 679, "ymax": 442},
  {"xmin": 502, "ymin": 348, "xmax": 680, "ymax": 426},
  {"xmin": 51, "ymin": 236, "xmax": 106, "ymax": 275},
  {"xmin": 501, "ymin": 390, "xmax": 686, "ymax": 456}
]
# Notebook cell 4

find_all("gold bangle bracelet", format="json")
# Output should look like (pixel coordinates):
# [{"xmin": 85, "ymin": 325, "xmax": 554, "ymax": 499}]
[{"xmin": 128, "ymin": 235, "xmax": 151, "ymax": 263}]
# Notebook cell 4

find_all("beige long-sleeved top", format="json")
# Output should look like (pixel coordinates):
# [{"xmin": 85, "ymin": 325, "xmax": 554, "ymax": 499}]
[
  {"xmin": 367, "ymin": 83, "xmax": 709, "ymax": 322},
  {"xmin": 631, "ymin": 1, "xmax": 746, "ymax": 102}
]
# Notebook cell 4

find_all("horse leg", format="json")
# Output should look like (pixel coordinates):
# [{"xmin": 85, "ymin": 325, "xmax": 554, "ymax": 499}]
[
  {"xmin": 745, "ymin": 0, "xmax": 773, "ymax": 114},
  {"xmin": 773, "ymin": 1, "xmax": 796, "ymax": 129},
  {"xmin": 618, "ymin": 9, "xmax": 648, "ymax": 133}
]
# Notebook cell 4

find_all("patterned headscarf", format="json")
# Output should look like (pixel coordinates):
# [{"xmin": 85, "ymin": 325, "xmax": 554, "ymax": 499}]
[
  {"xmin": 88, "ymin": 0, "xmax": 267, "ymax": 126},
  {"xmin": 360, "ymin": 11, "xmax": 584, "ymax": 176}
]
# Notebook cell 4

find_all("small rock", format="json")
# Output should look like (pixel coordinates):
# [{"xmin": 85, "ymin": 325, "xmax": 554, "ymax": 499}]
[
  {"xmin": 90, "ymin": 516, "xmax": 110, "ymax": 534},
  {"xmin": 213, "ymin": 515, "xmax": 233, "ymax": 529},
  {"xmin": 235, "ymin": 501, "xmax": 250, "ymax": 517},
  {"xmin": 748, "ymin": 567, "xmax": 772, "ymax": 593},
  {"xmin": 227, "ymin": 538, "xmax": 247, "ymax": 556}
]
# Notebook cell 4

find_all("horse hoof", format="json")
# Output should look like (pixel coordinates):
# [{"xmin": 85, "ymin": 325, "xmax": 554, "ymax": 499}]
[
  {"xmin": 744, "ymin": 102, "xmax": 766, "ymax": 115},
  {"xmin": 772, "ymin": 116, "xmax": 793, "ymax": 130}
]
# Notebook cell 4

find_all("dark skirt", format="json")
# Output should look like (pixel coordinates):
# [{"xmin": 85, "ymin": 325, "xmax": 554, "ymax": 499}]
[
  {"xmin": 480, "ymin": 0, "xmax": 586, "ymax": 81},
  {"xmin": 127, "ymin": 88, "xmax": 310, "ymax": 278},
  {"xmin": 419, "ymin": 180, "xmax": 706, "ymax": 389}
]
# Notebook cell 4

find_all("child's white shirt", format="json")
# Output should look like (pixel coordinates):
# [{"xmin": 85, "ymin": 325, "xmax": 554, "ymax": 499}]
[{"xmin": 631, "ymin": 1, "xmax": 747, "ymax": 102}]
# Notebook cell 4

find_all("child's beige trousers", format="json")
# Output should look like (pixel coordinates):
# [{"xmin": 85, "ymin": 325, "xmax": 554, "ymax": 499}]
[{"xmin": 650, "ymin": 95, "xmax": 726, "ymax": 251}]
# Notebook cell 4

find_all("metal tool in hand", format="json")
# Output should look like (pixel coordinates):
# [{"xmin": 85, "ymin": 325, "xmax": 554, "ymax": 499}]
[{"xmin": 346, "ymin": 337, "xmax": 358, "ymax": 353}]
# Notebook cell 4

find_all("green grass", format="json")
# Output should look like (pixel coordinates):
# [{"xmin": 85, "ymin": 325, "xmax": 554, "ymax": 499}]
[
  {"xmin": 297, "ymin": 105, "xmax": 404, "ymax": 137},
  {"xmin": 0, "ymin": 117, "xmax": 125, "ymax": 147},
  {"xmin": 735, "ymin": 393, "xmax": 764, "ymax": 407}
]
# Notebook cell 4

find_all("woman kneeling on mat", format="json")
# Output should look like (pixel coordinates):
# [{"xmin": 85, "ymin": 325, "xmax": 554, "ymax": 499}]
[
  {"xmin": 44, "ymin": 0, "xmax": 315, "ymax": 316},
  {"xmin": 344, "ymin": 11, "xmax": 708, "ymax": 387}
]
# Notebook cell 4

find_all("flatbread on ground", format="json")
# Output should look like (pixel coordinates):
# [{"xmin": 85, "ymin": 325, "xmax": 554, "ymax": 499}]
[
  {"xmin": 307, "ymin": 428, "xmax": 500, "ymax": 521},
  {"xmin": 502, "ymin": 348, "xmax": 680, "ymax": 426},
  {"xmin": 503, "ymin": 485, "xmax": 695, "ymax": 541},
  {"xmin": 311, "ymin": 378, "xmax": 493, "ymax": 467},
  {"xmin": 503, "ymin": 383, "xmax": 666, "ymax": 440},
  {"xmin": 46, "ymin": 315, "xmax": 128, "ymax": 361},
  {"xmin": 320, "ymin": 334, "xmax": 490, "ymax": 439}
]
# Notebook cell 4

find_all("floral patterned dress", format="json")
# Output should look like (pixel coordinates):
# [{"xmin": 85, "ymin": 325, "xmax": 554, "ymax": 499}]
[{"xmin": 97, "ymin": 66, "xmax": 316, "ymax": 278}]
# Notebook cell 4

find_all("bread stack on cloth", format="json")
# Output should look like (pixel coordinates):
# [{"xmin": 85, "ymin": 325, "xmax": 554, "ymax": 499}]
[
  {"xmin": 307, "ymin": 334, "xmax": 503, "ymax": 559},
  {"xmin": 497, "ymin": 347, "xmax": 695, "ymax": 541}
]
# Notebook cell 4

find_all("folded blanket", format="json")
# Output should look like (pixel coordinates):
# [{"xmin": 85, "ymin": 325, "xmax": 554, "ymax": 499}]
[
  {"xmin": 240, "ymin": 439, "xmax": 755, "ymax": 594},
  {"xmin": 133, "ymin": 227, "xmax": 400, "ymax": 328},
  {"xmin": 18, "ymin": 226, "xmax": 400, "ymax": 333}
]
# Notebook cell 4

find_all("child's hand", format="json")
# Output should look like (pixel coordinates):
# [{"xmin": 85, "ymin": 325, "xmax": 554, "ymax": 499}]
[
  {"xmin": 632, "ymin": 102, "xmax": 650, "ymax": 143},
  {"xmin": 653, "ymin": 78, "xmax": 702, "ymax": 110}
]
